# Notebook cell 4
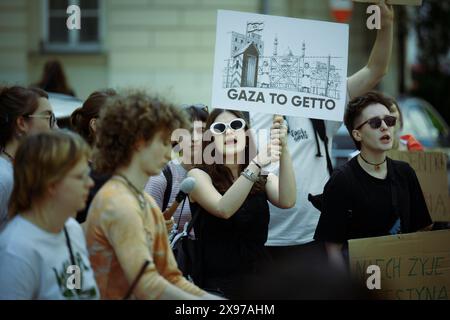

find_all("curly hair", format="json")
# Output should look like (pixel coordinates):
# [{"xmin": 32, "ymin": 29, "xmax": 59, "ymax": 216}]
[
  {"xmin": 196, "ymin": 108, "xmax": 266, "ymax": 195},
  {"xmin": 94, "ymin": 90, "xmax": 190, "ymax": 174},
  {"xmin": 70, "ymin": 89, "xmax": 117, "ymax": 146},
  {"xmin": 344, "ymin": 91, "xmax": 393, "ymax": 150}
]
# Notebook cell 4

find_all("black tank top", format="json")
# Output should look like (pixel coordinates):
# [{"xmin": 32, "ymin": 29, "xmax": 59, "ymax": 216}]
[{"xmin": 191, "ymin": 191, "xmax": 271, "ymax": 278}]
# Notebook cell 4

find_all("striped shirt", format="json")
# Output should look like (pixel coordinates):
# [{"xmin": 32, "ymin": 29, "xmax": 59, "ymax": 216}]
[{"xmin": 144, "ymin": 161, "xmax": 192, "ymax": 235}]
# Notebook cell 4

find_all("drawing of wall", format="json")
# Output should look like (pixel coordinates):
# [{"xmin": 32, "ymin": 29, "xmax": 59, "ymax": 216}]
[{"xmin": 223, "ymin": 22, "xmax": 344, "ymax": 99}]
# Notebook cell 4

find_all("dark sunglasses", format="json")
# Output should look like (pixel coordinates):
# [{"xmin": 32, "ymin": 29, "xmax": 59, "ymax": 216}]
[
  {"xmin": 355, "ymin": 115, "xmax": 397, "ymax": 130},
  {"xmin": 25, "ymin": 112, "xmax": 57, "ymax": 128},
  {"xmin": 210, "ymin": 118, "xmax": 246, "ymax": 135}
]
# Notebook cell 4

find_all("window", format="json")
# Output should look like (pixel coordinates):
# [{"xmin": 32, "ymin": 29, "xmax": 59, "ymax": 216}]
[{"xmin": 42, "ymin": 0, "xmax": 103, "ymax": 53}]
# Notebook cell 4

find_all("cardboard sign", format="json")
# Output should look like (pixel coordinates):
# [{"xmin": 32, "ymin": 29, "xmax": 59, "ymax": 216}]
[
  {"xmin": 349, "ymin": 230, "xmax": 450, "ymax": 300},
  {"xmin": 211, "ymin": 10, "xmax": 349, "ymax": 121},
  {"xmin": 352, "ymin": 0, "xmax": 422, "ymax": 5},
  {"xmin": 387, "ymin": 150, "xmax": 449, "ymax": 222}
]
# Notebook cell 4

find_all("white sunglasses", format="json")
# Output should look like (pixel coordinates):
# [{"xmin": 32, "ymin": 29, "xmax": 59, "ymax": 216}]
[{"xmin": 210, "ymin": 118, "xmax": 246, "ymax": 135}]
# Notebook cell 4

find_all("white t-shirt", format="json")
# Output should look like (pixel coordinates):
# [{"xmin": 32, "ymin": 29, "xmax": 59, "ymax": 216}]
[
  {"xmin": 250, "ymin": 91, "xmax": 349, "ymax": 246},
  {"xmin": 0, "ymin": 156, "xmax": 13, "ymax": 230},
  {"xmin": 0, "ymin": 216, "xmax": 99, "ymax": 300}
]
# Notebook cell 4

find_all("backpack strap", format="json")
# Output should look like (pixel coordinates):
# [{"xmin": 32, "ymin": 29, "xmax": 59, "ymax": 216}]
[
  {"xmin": 162, "ymin": 165, "xmax": 173, "ymax": 212},
  {"xmin": 310, "ymin": 119, "xmax": 333, "ymax": 176}
]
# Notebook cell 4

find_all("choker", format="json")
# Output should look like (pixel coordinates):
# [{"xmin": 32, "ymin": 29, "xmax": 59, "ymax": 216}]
[
  {"xmin": 359, "ymin": 154, "xmax": 386, "ymax": 171},
  {"xmin": 115, "ymin": 174, "xmax": 147, "ymax": 210}
]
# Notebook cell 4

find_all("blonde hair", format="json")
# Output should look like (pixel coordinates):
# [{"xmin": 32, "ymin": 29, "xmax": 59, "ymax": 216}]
[{"xmin": 9, "ymin": 130, "xmax": 91, "ymax": 218}]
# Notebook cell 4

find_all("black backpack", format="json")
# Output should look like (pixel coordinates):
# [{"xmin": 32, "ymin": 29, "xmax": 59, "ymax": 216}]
[
  {"xmin": 161, "ymin": 165, "xmax": 173, "ymax": 212},
  {"xmin": 307, "ymin": 119, "xmax": 334, "ymax": 211}
]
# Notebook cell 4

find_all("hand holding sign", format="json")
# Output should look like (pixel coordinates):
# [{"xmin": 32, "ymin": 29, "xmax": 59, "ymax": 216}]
[
  {"xmin": 253, "ymin": 115, "xmax": 287, "ymax": 167},
  {"xmin": 378, "ymin": 0, "xmax": 394, "ymax": 29}
]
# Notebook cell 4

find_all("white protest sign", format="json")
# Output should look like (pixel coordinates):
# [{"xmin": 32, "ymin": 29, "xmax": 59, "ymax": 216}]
[{"xmin": 211, "ymin": 10, "xmax": 349, "ymax": 121}]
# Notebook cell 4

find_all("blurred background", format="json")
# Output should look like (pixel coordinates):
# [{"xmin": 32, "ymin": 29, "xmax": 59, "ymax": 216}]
[{"xmin": 0, "ymin": 0, "xmax": 449, "ymax": 161}]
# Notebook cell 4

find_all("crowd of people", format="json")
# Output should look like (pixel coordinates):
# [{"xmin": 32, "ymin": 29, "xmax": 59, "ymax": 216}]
[{"xmin": 0, "ymin": 1, "xmax": 440, "ymax": 300}]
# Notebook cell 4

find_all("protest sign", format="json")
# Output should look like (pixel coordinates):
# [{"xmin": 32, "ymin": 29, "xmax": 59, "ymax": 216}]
[
  {"xmin": 387, "ymin": 150, "xmax": 449, "ymax": 222},
  {"xmin": 211, "ymin": 10, "xmax": 349, "ymax": 121},
  {"xmin": 349, "ymin": 230, "xmax": 450, "ymax": 300}
]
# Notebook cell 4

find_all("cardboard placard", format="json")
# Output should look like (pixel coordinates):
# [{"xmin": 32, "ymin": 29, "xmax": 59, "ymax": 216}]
[
  {"xmin": 211, "ymin": 10, "xmax": 349, "ymax": 121},
  {"xmin": 352, "ymin": 0, "xmax": 422, "ymax": 5},
  {"xmin": 349, "ymin": 230, "xmax": 450, "ymax": 300},
  {"xmin": 387, "ymin": 150, "xmax": 449, "ymax": 222}
]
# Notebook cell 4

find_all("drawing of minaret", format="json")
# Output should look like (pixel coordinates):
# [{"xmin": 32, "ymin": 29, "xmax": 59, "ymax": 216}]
[{"xmin": 273, "ymin": 35, "xmax": 278, "ymax": 56}]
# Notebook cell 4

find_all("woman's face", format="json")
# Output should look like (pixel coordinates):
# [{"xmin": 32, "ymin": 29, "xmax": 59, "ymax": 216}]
[
  {"xmin": 211, "ymin": 111, "xmax": 247, "ymax": 161},
  {"xmin": 52, "ymin": 157, "xmax": 93, "ymax": 217},
  {"xmin": 390, "ymin": 103, "xmax": 402, "ymax": 135},
  {"xmin": 138, "ymin": 130, "xmax": 172, "ymax": 176},
  {"xmin": 25, "ymin": 98, "xmax": 55, "ymax": 134}
]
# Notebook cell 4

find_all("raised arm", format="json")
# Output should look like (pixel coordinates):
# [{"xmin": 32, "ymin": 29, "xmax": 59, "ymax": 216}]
[
  {"xmin": 188, "ymin": 164, "xmax": 261, "ymax": 220},
  {"xmin": 347, "ymin": 0, "xmax": 394, "ymax": 100}
]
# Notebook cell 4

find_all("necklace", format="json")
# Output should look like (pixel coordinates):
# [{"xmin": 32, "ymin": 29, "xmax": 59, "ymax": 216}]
[
  {"xmin": 115, "ymin": 173, "xmax": 147, "ymax": 210},
  {"xmin": 1, "ymin": 149, "xmax": 14, "ymax": 162},
  {"xmin": 359, "ymin": 154, "xmax": 386, "ymax": 171}
]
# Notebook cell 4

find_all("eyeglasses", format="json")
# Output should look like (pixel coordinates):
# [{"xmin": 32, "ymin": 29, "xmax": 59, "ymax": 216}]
[
  {"xmin": 355, "ymin": 115, "xmax": 397, "ymax": 130},
  {"xmin": 26, "ymin": 112, "xmax": 56, "ymax": 128},
  {"xmin": 210, "ymin": 118, "xmax": 246, "ymax": 135}
]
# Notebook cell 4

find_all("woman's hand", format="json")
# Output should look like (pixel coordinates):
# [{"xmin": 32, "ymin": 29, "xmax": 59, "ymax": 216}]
[{"xmin": 253, "ymin": 115, "xmax": 287, "ymax": 167}]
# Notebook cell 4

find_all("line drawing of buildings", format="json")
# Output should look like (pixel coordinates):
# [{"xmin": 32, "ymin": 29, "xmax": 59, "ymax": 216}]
[{"xmin": 222, "ymin": 21, "xmax": 344, "ymax": 100}]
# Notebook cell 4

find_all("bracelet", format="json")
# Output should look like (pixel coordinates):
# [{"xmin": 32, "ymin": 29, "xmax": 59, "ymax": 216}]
[{"xmin": 240, "ymin": 167, "xmax": 259, "ymax": 183}]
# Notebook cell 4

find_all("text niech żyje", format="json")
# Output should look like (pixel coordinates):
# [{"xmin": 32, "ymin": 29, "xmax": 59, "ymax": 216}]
[{"xmin": 356, "ymin": 256, "xmax": 449, "ymax": 300}]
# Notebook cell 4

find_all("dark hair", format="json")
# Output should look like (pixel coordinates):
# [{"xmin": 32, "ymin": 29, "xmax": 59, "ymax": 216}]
[
  {"xmin": 35, "ymin": 60, "xmax": 74, "ymax": 96},
  {"xmin": 344, "ymin": 91, "xmax": 393, "ymax": 150},
  {"xmin": 385, "ymin": 96, "xmax": 403, "ymax": 130},
  {"xmin": 9, "ymin": 130, "xmax": 91, "ymax": 218},
  {"xmin": 0, "ymin": 85, "xmax": 49, "ymax": 148},
  {"xmin": 183, "ymin": 104, "xmax": 209, "ymax": 123},
  {"xmin": 94, "ymin": 90, "xmax": 190, "ymax": 174},
  {"xmin": 197, "ymin": 108, "xmax": 266, "ymax": 194},
  {"xmin": 70, "ymin": 89, "xmax": 117, "ymax": 146}
]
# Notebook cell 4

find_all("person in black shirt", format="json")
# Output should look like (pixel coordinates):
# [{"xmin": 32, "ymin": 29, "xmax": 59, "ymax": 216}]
[{"xmin": 314, "ymin": 92, "xmax": 433, "ymax": 264}]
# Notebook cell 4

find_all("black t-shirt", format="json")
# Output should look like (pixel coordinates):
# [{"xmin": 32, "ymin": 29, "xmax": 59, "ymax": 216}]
[{"xmin": 314, "ymin": 156, "xmax": 433, "ymax": 242}]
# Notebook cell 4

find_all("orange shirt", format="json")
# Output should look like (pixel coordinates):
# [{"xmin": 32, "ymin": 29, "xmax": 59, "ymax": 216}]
[{"xmin": 85, "ymin": 177, "xmax": 204, "ymax": 299}]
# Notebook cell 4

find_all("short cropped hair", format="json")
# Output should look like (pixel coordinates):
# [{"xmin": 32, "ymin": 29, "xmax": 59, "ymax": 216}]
[{"xmin": 344, "ymin": 91, "xmax": 393, "ymax": 150}]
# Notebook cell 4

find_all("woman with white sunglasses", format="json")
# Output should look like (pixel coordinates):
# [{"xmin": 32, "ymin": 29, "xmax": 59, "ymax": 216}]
[{"xmin": 188, "ymin": 109, "xmax": 296, "ymax": 299}]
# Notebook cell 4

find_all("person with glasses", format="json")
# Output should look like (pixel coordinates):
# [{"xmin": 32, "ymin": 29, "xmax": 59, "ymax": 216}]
[
  {"xmin": 0, "ymin": 130, "xmax": 99, "ymax": 299},
  {"xmin": 0, "ymin": 85, "xmax": 54, "ymax": 229},
  {"xmin": 249, "ymin": 0, "xmax": 395, "ymax": 265},
  {"xmin": 314, "ymin": 91, "xmax": 433, "ymax": 265},
  {"xmin": 187, "ymin": 109, "xmax": 296, "ymax": 299}
]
